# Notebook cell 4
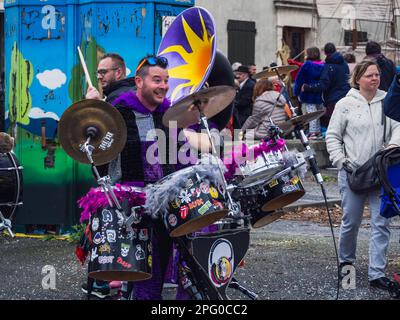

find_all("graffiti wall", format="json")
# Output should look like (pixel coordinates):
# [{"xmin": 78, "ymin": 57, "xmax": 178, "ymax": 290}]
[{"xmin": 4, "ymin": 0, "xmax": 193, "ymax": 226}]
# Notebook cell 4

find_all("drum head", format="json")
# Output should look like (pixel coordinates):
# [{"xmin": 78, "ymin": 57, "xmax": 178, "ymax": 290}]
[
  {"xmin": 261, "ymin": 190, "xmax": 305, "ymax": 212},
  {"xmin": 251, "ymin": 211, "xmax": 285, "ymax": 228},
  {"xmin": 170, "ymin": 209, "xmax": 229, "ymax": 237},
  {"xmin": 239, "ymin": 166, "xmax": 283, "ymax": 188}
]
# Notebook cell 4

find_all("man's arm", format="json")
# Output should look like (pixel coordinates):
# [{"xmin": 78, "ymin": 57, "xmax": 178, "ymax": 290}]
[{"xmin": 384, "ymin": 74, "xmax": 400, "ymax": 122}]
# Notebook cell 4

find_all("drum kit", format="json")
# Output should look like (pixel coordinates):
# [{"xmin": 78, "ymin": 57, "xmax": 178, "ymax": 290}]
[{"xmin": 56, "ymin": 62, "xmax": 324, "ymax": 299}]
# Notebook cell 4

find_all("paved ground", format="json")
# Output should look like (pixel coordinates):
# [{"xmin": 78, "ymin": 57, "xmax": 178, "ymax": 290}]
[{"xmin": 1, "ymin": 171, "xmax": 399, "ymax": 300}]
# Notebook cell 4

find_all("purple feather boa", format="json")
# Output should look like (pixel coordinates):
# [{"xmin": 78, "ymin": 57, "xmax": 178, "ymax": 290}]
[
  {"xmin": 224, "ymin": 139, "xmax": 286, "ymax": 179},
  {"xmin": 77, "ymin": 184, "xmax": 146, "ymax": 223}
]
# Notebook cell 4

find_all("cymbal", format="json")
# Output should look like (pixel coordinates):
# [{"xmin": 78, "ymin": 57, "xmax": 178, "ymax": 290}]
[
  {"xmin": 58, "ymin": 99, "xmax": 127, "ymax": 165},
  {"xmin": 162, "ymin": 85, "xmax": 236, "ymax": 128},
  {"xmin": 253, "ymin": 65, "xmax": 299, "ymax": 80},
  {"xmin": 277, "ymin": 110, "xmax": 325, "ymax": 134}
]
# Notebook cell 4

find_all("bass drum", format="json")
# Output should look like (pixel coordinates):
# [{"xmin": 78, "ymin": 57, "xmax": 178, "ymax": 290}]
[{"xmin": 0, "ymin": 152, "xmax": 23, "ymax": 219}]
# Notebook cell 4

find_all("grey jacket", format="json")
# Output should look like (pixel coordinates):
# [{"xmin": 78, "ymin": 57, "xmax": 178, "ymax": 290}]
[
  {"xmin": 242, "ymin": 90, "xmax": 287, "ymax": 140},
  {"xmin": 326, "ymin": 88, "xmax": 400, "ymax": 169}
]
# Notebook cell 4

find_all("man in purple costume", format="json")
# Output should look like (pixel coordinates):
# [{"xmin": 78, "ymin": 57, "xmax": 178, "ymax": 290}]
[{"xmin": 110, "ymin": 55, "xmax": 191, "ymax": 300}]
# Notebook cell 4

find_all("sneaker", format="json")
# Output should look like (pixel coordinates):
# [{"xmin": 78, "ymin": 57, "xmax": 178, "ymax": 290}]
[
  {"xmin": 81, "ymin": 282, "xmax": 111, "ymax": 299},
  {"xmin": 369, "ymin": 276, "xmax": 393, "ymax": 291}
]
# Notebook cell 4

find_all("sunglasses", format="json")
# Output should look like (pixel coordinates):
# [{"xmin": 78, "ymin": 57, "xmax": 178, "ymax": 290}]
[{"xmin": 135, "ymin": 56, "xmax": 169, "ymax": 75}]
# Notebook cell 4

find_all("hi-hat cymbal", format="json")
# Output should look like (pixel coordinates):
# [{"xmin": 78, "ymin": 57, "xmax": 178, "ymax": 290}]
[
  {"xmin": 253, "ymin": 65, "xmax": 299, "ymax": 80},
  {"xmin": 162, "ymin": 85, "xmax": 236, "ymax": 128},
  {"xmin": 58, "ymin": 99, "xmax": 127, "ymax": 165},
  {"xmin": 277, "ymin": 110, "xmax": 326, "ymax": 134}
]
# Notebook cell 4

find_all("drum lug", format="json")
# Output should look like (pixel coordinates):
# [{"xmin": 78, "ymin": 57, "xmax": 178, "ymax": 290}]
[{"xmin": 0, "ymin": 210, "xmax": 14, "ymax": 238}]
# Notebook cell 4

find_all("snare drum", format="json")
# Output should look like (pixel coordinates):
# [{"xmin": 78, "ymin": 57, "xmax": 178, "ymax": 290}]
[
  {"xmin": 238, "ymin": 143, "xmax": 284, "ymax": 188},
  {"xmin": 88, "ymin": 207, "xmax": 153, "ymax": 282},
  {"xmin": 0, "ymin": 152, "xmax": 23, "ymax": 219},
  {"xmin": 147, "ymin": 166, "xmax": 229, "ymax": 238}
]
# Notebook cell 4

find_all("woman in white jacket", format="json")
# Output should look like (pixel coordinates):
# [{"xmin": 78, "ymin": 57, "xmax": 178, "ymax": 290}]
[{"xmin": 326, "ymin": 60, "xmax": 400, "ymax": 290}]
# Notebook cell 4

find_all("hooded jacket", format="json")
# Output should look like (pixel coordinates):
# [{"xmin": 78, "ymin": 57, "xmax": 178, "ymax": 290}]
[
  {"xmin": 304, "ymin": 52, "xmax": 351, "ymax": 105},
  {"xmin": 293, "ymin": 60, "xmax": 324, "ymax": 104},
  {"xmin": 241, "ymin": 90, "xmax": 287, "ymax": 140},
  {"xmin": 365, "ymin": 53, "xmax": 396, "ymax": 92},
  {"xmin": 326, "ymin": 88, "xmax": 400, "ymax": 170},
  {"xmin": 103, "ymin": 77, "xmax": 136, "ymax": 103}
]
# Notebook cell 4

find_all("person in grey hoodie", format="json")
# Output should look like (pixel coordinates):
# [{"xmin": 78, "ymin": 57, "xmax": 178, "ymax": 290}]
[
  {"xmin": 241, "ymin": 78, "xmax": 288, "ymax": 140},
  {"xmin": 326, "ymin": 60, "xmax": 400, "ymax": 291}
]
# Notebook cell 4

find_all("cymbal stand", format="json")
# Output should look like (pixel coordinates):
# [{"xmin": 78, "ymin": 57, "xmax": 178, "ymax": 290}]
[
  {"xmin": 80, "ymin": 136, "xmax": 135, "ymax": 232},
  {"xmin": 195, "ymin": 101, "xmax": 241, "ymax": 218}
]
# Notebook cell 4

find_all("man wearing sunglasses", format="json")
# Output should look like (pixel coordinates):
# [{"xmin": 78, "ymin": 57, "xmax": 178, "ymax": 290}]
[{"xmin": 85, "ymin": 53, "xmax": 135, "ymax": 103}]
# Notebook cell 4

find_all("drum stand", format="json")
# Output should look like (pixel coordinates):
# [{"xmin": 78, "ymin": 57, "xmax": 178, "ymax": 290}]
[
  {"xmin": 0, "ymin": 210, "xmax": 14, "ymax": 238},
  {"xmin": 79, "ymin": 134, "xmax": 139, "ymax": 233}
]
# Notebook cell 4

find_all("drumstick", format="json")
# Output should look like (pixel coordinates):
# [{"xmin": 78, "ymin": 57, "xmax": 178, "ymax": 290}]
[{"xmin": 77, "ymin": 46, "xmax": 93, "ymax": 88}]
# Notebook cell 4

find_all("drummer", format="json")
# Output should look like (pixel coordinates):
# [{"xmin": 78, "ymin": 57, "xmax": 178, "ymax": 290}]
[{"xmin": 105, "ymin": 55, "xmax": 215, "ymax": 300}]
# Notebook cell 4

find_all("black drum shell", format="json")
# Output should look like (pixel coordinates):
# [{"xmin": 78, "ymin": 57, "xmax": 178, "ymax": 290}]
[
  {"xmin": 163, "ymin": 172, "xmax": 229, "ymax": 237},
  {"xmin": 88, "ymin": 207, "xmax": 152, "ymax": 282},
  {"xmin": 0, "ymin": 152, "xmax": 23, "ymax": 219}
]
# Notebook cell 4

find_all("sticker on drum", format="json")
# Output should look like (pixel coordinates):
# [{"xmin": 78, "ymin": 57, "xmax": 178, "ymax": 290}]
[
  {"xmin": 260, "ymin": 174, "xmax": 305, "ymax": 211},
  {"xmin": 88, "ymin": 207, "xmax": 152, "ymax": 282}
]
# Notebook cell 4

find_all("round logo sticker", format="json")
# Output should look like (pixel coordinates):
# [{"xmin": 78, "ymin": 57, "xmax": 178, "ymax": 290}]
[
  {"xmin": 91, "ymin": 217, "xmax": 99, "ymax": 232},
  {"xmin": 168, "ymin": 214, "xmax": 178, "ymax": 227},
  {"xmin": 209, "ymin": 187, "xmax": 219, "ymax": 199}
]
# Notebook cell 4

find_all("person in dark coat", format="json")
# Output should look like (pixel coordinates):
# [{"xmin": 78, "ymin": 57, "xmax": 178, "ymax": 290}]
[
  {"xmin": 302, "ymin": 43, "xmax": 351, "ymax": 128},
  {"xmin": 86, "ymin": 53, "xmax": 136, "ymax": 104},
  {"xmin": 364, "ymin": 41, "xmax": 396, "ymax": 92},
  {"xmin": 233, "ymin": 65, "xmax": 256, "ymax": 129},
  {"xmin": 294, "ymin": 47, "xmax": 325, "ymax": 139},
  {"xmin": 384, "ymin": 74, "xmax": 400, "ymax": 122}
]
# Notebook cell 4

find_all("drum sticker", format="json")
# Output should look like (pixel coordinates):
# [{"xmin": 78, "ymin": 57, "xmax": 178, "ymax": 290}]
[
  {"xmin": 90, "ymin": 247, "xmax": 99, "ymax": 262},
  {"xmin": 281, "ymin": 175, "xmax": 290, "ymax": 184},
  {"xmin": 117, "ymin": 257, "xmax": 132, "ymax": 269},
  {"xmin": 91, "ymin": 217, "xmax": 99, "ymax": 232},
  {"xmin": 209, "ymin": 187, "xmax": 219, "ymax": 199},
  {"xmin": 290, "ymin": 176, "xmax": 300, "ymax": 185},
  {"xmin": 99, "ymin": 244, "xmax": 111, "ymax": 254},
  {"xmin": 148, "ymin": 255, "xmax": 152, "ymax": 268},
  {"xmin": 185, "ymin": 179, "xmax": 194, "ymax": 189},
  {"xmin": 200, "ymin": 182, "xmax": 210, "ymax": 194},
  {"xmin": 121, "ymin": 243, "xmax": 131, "ymax": 258},
  {"xmin": 126, "ymin": 230, "xmax": 136, "ymax": 241},
  {"xmin": 208, "ymin": 239, "xmax": 234, "ymax": 288},
  {"xmin": 148, "ymin": 243, "xmax": 152, "ymax": 253},
  {"xmin": 217, "ymin": 184, "xmax": 226, "ymax": 197},
  {"xmin": 190, "ymin": 187, "xmax": 201, "ymax": 197},
  {"xmin": 212, "ymin": 200, "xmax": 224, "ymax": 210},
  {"xmin": 188, "ymin": 199, "xmax": 204, "ymax": 210},
  {"xmin": 101, "ymin": 209, "xmax": 113, "ymax": 223},
  {"xmin": 168, "ymin": 214, "xmax": 178, "ymax": 227},
  {"xmin": 139, "ymin": 229, "xmax": 149, "ymax": 241},
  {"xmin": 98, "ymin": 256, "xmax": 115, "ymax": 264},
  {"xmin": 179, "ymin": 190, "xmax": 192, "ymax": 204},
  {"xmin": 116, "ymin": 210, "xmax": 125, "ymax": 227},
  {"xmin": 171, "ymin": 198, "xmax": 181, "ymax": 209},
  {"xmin": 135, "ymin": 245, "xmax": 146, "ymax": 261},
  {"xmin": 282, "ymin": 185, "xmax": 298, "ymax": 193},
  {"xmin": 180, "ymin": 206, "xmax": 189, "ymax": 219},
  {"xmin": 106, "ymin": 230, "xmax": 116, "ymax": 243},
  {"xmin": 93, "ymin": 232, "xmax": 105, "ymax": 245},
  {"xmin": 269, "ymin": 180, "xmax": 279, "ymax": 188},
  {"xmin": 198, "ymin": 200, "xmax": 212, "ymax": 215}
]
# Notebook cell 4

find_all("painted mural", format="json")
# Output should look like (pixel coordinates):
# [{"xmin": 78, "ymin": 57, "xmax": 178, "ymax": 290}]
[{"xmin": 4, "ymin": 0, "xmax": 193, "ymax": 226}]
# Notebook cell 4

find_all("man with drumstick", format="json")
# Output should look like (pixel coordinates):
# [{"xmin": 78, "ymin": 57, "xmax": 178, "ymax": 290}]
[{"xmin": 85, "ymin": 53, "xmax": 135, "ymax": 104}]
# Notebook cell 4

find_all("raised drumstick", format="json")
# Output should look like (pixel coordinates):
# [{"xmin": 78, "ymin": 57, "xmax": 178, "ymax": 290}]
[{"xmin": 77, "ymin": 46, "xmax": 93, "ymax": 88}]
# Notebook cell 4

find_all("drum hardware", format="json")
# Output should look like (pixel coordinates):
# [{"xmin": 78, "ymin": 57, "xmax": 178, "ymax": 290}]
[
  {"xmin": 228, "ymin": 277, "xmax": 258, "ymax": 300},
  {"xmin": 0, "ymin": 211, "xmax": 14, "ymax": 237}
]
